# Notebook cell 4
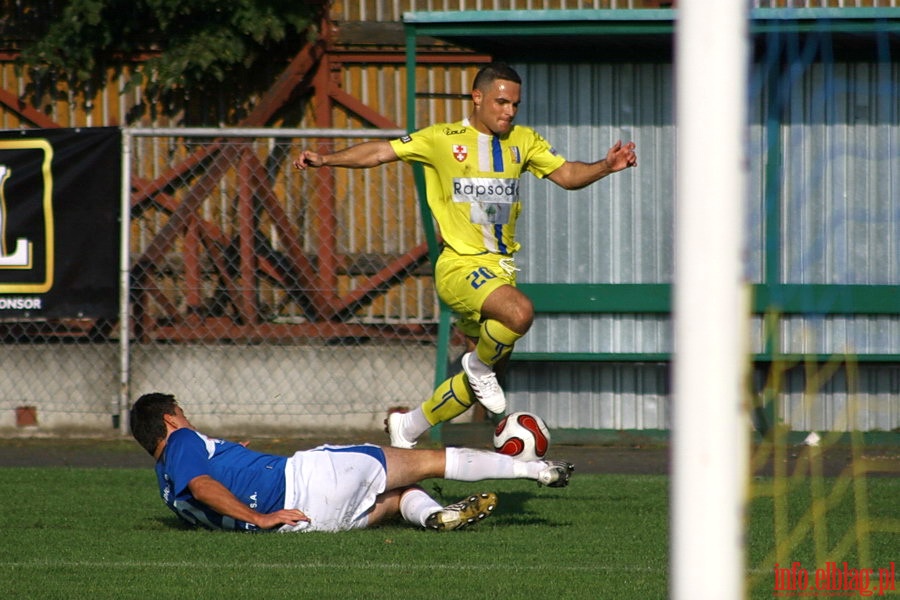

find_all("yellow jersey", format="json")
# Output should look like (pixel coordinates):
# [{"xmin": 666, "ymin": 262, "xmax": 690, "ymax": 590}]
[{"xmin": 390, "ymin": 118, "xmax": 566, "ymax": 255}]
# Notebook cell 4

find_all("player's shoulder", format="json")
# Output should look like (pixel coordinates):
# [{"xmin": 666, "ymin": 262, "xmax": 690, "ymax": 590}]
[
  {"xmin": 170, "ymin": 427, "xmax": 200, "ymax": 442},
  {"xmin": 413, "ymin": 121, "xmax": 469, "ymax": 138},
  {"xmin": 168, "ymin": 427, "xmax": 211, "ymax": 449},
  {"xmin": 395, "ymin": 121, "xmax": 470, "ymax": 149},
  {"xmin": 507, "ymin": 123, "xmax": 544, "ymax": 141},
  {"xmin": 166, "ymin": 428, "xmax": 226, "ymax": 462},
  {"xmin": 509, "ymin": 124, "xmax": 561, "ymax": 154}
]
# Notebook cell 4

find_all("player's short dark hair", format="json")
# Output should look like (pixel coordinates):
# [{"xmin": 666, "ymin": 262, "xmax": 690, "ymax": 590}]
[
  {"xmin": 472, "ymin": 62, "xmax": 522, "ymax": 92},
  {"xmin": 130, "ymin": 392, "xmax": 178, "ymax": 456}
]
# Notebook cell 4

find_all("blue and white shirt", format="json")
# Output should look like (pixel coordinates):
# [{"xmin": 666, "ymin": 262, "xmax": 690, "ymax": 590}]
[{"xmin": 155, "ymin": 428, "xmax": 288, "ymax": 531}]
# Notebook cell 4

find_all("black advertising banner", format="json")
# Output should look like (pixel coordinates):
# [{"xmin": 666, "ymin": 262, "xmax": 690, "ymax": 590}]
[{"xmin": 0, "ymin": 127, "xmax": 120, "ymax": 319}]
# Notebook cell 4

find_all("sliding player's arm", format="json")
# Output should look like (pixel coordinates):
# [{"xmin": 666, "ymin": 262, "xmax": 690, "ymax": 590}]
[{"xmin": 187, "ymin": 474, "xmax": 309, "ymax": 529}]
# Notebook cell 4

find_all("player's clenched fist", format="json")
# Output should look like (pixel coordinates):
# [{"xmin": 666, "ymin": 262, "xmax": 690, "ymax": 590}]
[{"xmin": 293, "ymin": 150, "xmax": 322, "ymax": 170}]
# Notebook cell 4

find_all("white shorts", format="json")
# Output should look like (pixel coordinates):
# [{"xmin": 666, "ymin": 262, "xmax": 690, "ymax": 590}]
[{"xmin": 279, "ymin": 444, "xmax": 387, "ymax": 533}]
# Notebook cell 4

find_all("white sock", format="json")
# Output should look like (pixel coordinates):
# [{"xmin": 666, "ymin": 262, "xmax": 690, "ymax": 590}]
[
  {"xmin": 399, "ymin": 487, "xmax": 442, "ymax": 527},
  {"xmin": 444, "ymin": 447, "xmax": 543, "ymax": 481},
  {"xmin": 465, "ymin": 351, "xmax": 492, "ymax": 375},
  {"xmin": 398, "ymin": 407, "xmax": 432, "ymax": 442}
]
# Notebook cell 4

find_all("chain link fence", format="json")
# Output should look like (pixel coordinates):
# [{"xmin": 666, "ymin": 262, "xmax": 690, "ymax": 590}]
[{"xmin": 1, "ymin": 129, "xmax": 462, "ymax": 435}]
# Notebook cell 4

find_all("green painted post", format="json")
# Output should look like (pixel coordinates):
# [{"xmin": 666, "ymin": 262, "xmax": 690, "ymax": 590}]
[{"xmin": 405, "ymin": 22, "xmax": 451, "ymax": 441}]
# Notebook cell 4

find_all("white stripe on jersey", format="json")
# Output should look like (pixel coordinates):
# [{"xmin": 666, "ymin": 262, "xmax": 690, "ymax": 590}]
[
  {"xmin": 479, "ymin": 216, "xmax": 499, "ymax": 252},
  {"xmin": 196, "ymin": 431, "xmax": 217, "ymax": 458},
  {"xmin": 476, "ymin": 133, "xmax": 500, "ymax": 252},
  {"xmin": 477, "ymin": 133, "xmax": 492, "ymax": 172}
]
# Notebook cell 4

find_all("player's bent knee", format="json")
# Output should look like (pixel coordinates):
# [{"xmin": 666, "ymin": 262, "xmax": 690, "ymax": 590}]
[{"xmin": 367, "ymin": 488, "xmax": 404, "ymax": 526}]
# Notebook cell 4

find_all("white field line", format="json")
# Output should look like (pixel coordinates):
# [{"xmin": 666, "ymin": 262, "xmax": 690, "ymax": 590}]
[{"xmin": 0, "ymin": 560, "xmax": 662, "ymax": 573}]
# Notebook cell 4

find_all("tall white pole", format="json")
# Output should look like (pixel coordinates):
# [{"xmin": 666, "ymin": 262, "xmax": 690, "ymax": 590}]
[
  {"xmin": 118, "ymin": 129, "xmax": 132, "ymax": 436},
  {"xmin": 672, "ymin": 1, "xmax": 750, "ymax": 599}
]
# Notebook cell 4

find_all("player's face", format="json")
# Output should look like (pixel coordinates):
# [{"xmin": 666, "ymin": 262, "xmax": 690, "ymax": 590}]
[{"xmin": 471, "ymin": 78, "xmax": 521, "ymax": 136}]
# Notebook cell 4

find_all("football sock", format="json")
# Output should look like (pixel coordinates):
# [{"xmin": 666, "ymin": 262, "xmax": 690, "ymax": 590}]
[
  {"xmin": 421, "ymin": 372, "xmax": 474, "ymax": 425},
  {"xmin": 475, "ymin": 319, "xmax": 522, "ymax": 367},
  {"xmin": 394, "ymin": 407, "xmax": 432, "ymax": 443},
  {"xmin": 399, "ymin": 487, "xmax": 442, "ymax": 527},
  {"xmin": 444, "ymin": 447, "xmax": 543, "ymax": 481}
]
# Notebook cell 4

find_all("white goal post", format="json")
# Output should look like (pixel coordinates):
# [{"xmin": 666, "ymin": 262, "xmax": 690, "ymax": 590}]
[{"xmin": 672, "ymin": 1, "xmax": 750, "ymax": 599}]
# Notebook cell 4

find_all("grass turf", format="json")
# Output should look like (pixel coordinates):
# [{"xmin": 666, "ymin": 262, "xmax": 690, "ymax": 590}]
[{"xmin": 0, "ymin": 468, "xmax": 896, "ymax": 599}]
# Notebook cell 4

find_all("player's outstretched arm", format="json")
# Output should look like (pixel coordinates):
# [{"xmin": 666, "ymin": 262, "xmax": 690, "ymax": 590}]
[
  {"xmin": 547, "ymin": 140, "xmax": 637, "ymax": 191},
  {"xmin": 188, "ymin": 474, "xmax": 309, "ymax": 529},
  {"xmin": 293, "ymin": 140, "xmax": 399, "ymax": 171}
]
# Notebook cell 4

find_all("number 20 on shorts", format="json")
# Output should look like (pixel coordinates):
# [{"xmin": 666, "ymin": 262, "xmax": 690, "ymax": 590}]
[{"xmin": 467, "ymin": 267, "xmax": 497, "ymax": 289}]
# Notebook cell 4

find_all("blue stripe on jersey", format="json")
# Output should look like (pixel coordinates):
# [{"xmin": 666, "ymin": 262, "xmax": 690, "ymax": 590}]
[
  {"xmin": 321, "ymin": 444, "xmax": 387, "ymax": 470},
  {"xmin": 491, "ymin": 136, "xmax": 503, "ymax": 172},
  {"xmin": 491, "ymin": 136, "xmax": 507, "ymax": 253},
  {"xmin": 494, "ymin": 224, "xmax": 507, "ymax": 254}
]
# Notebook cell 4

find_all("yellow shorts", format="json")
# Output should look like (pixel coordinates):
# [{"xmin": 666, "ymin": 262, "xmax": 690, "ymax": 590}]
[{"xmin": 434, "ymin": 248, "xmax": 518, "ymax": 338}]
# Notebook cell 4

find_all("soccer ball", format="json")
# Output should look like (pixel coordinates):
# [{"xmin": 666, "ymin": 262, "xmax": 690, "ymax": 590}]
[{"xmin": 493, "ymin": 412, "xmax": 551, "ymax": 461}]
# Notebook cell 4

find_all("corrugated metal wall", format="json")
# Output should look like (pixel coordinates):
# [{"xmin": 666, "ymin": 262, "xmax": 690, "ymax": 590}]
[
  {"xmin": 510, "ymin": 362, "xmax": 671, "ymax": 430},
  {"xmin": 750, "ymin": 59, "xmax": 900, "ymax": 361},
  {"xmin": 778, "ymin": 62, "xmax": 899, "ymax": 286},
  {"xmin": 504, "ymin": 56, "xmax": 900, "ymax": 432},
  {"xmin": 515, "ymin": 63, "xmax": 675, "ymax": 285},
  {"xmin": 513, "ymin": 61, "xmax": 674, "ymax": 362},
  {"xmin": 751, "ymin": 365, "xmax": 900, "ymax": 432}
]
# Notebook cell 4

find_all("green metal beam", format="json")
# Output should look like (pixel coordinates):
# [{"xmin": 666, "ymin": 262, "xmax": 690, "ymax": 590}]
[
  {"xmin": 510, "ymin": 351, "xmax": 900, "ymax": 363},
  {"xmin": 754, "ymin": 284, "xmax": 900, "ymax": 315},
  {"xmin": 405, "ymin": 22, "xmax": 451, "ymax": 395},
  {"xmin": 520, "ymin": 283, "xmax": 900, "ymax": 315},
  {"xmin": 402, "ymin": 8, "xmax": 677, "ymax": 28},
  {"xmin": 402, "ymin": 7, "xmax": 900, "ymax": 37},
  {"xmin": 518, "ymin": 283, "xmax": 671, "ymax": 313}
]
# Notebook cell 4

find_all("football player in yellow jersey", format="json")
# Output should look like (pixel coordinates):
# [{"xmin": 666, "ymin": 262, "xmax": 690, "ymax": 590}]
[{"xmin": 294, "ymin": 62, "xmax": 637, "ymax": 448}]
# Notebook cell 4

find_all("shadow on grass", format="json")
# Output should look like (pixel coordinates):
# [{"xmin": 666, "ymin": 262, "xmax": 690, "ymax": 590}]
[
  {"xmin": 426, "ymin": 482, "xmax": 564, "ymax": 527},
  {"xmin": 136, "ymin": 515, "xmax": 196, "ymax": 531}
]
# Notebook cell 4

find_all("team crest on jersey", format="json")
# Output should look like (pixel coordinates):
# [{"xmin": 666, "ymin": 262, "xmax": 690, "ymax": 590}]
[
  {"xmin": 509, "ymin": 146, "xmax": 521, "ymax": 164},
  {"xmin": 452, "ymin": 144, "xmax": 468, "ymax": 162}
]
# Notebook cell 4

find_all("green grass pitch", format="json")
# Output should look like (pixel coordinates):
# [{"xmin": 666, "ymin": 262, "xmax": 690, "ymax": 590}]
[{"xmin": 0, "ymin": 468, "xmax": 896, "ymax": 599}]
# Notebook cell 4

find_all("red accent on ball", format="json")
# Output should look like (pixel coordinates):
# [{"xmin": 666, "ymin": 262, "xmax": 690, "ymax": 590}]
[
  {"xmin": 497, "ymin": 437, "xmax": 526, "ymax": 456},
  {"xmin": 516, "ymin": 413, "xmax": 550, "ymax": 457}
]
